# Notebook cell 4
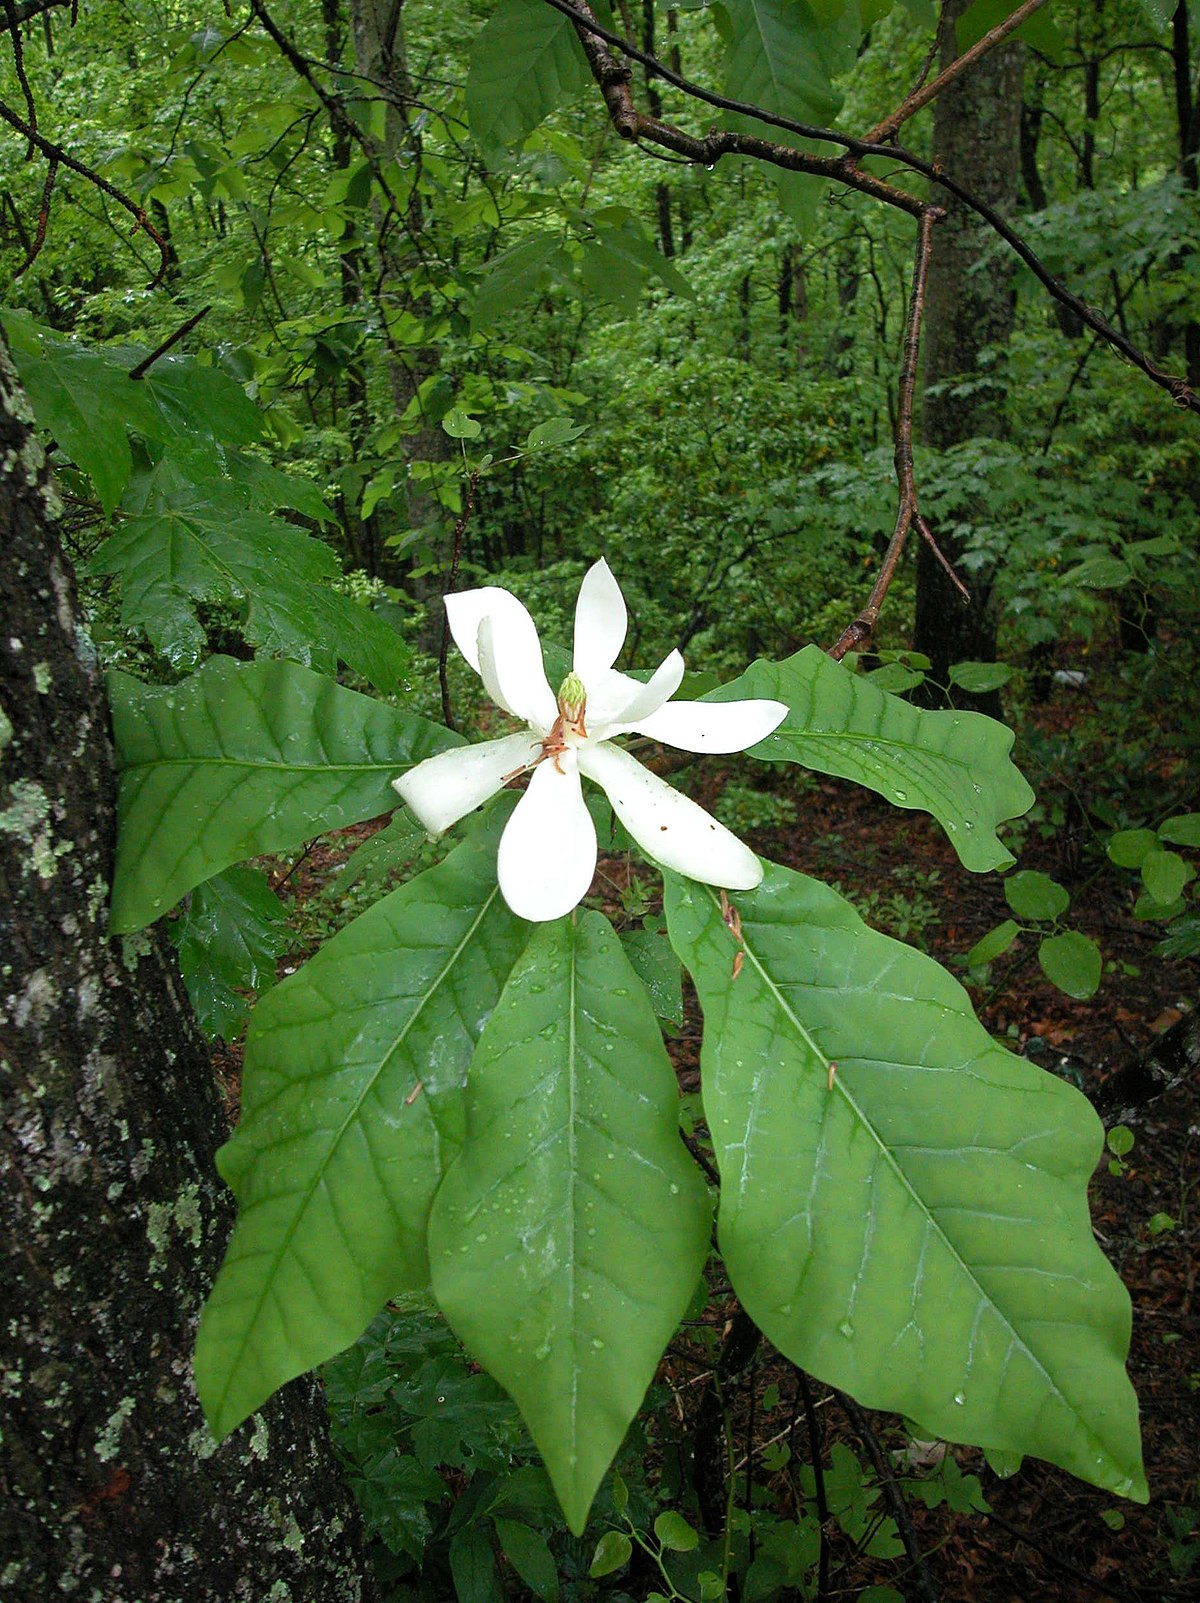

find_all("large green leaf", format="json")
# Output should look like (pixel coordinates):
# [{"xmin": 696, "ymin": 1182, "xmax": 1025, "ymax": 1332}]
[
  {"xmin": 171, "ymin": 865, "xmax": 289, "ymax": 1040},
  {"xmin": 195, "ymin": 808, "xmax": 530, "ymax": 1440},
  {"xmin": 430, "ymin": 912, "xmax": 711, "ymax": 1535},
  {"xmin": 717, "ymin": 0, "xmax": 858, "ymax": 217},
  {"xmin": 89, "ymin": 460, "xmax": 407, "ymax": 687},
  {"xmin": 108, "ymin": 656, "xmax": 455, "ymax": 931},
  {"xmin": 664, "ymin": 867, "xmax": 1145, "ymax": 1502},
  {"xmin": 720, "ymin": 0, "xmax": 852, "ymax": 126},
  {"xmin": 470, "ymin": 232, "xmax": 574, "ymax": 335},
  {"xmin": 2, "ymin": 310, "xmax": 264, "ymax": 515},
  {"xmin": 467, "ymin": 0, "xmax": 589, "ymax": 158},
  {"xmin": 706, "ymin": 646, "xmax": 1033, "ymax": 871}
]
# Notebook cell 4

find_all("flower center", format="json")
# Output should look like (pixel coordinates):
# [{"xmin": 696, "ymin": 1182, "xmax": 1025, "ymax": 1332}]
[{"xmin": 556, "ymin": 671, "xmax": 588, "ymax": 740}]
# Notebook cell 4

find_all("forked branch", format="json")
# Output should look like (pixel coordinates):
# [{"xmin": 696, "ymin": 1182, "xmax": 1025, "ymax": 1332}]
[
  {"xmin": 549, "ymin": 0, "xmax": 1199, "ymax": 419},
  {"xmin": 828, "ymin": 211, "xmax": 967, "ymax": 661},
  {"xmin": 0, "ymin": 97, "xmax": 169, "ymax": 285}
]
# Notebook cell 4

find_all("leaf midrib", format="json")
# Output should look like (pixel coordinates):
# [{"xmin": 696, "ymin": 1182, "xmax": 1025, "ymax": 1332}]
[
  {"xmin": 706, "ymin": 885, "xmax": 1098, "ymax": 1448},
  {"xmin": 212, "ymin": 882, "xmax": 503, "ymax": 1426}
]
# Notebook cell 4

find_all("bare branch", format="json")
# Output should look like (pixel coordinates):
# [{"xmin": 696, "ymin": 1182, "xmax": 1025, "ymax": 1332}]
[
  {"xmin": 2, "ymin": 0, "xmax": 38, "ymax": 154},
  {"xmin": 863, "ymin": 0, "xmax": 1050, "ymax": 145},
  {"xmin": 11, "ymin": 152, "xmax": 54, "ymax": 279},
  {"xmin": 827, "ymin": 211, "xmax": 967, "ymax": 661},
  {"xmin": 550, "ymin": 0, "xmax": 1200, "ymax": 418},
  {"xmin": 9, "ymin": 0, "xmax": 73, "ymax": 24},
  {"xmin": 0, "ymin": 98, "xmax": 169, "ymax": 286},
  {"xmin": 127, "ymin": 305, "xmax": 212, "ymax": 381}
]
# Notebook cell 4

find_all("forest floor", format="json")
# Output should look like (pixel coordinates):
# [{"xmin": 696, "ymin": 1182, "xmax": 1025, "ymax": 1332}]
[{"xmin": 214, "ymin": 682, "xmax": 1198, "ymax": 1603}]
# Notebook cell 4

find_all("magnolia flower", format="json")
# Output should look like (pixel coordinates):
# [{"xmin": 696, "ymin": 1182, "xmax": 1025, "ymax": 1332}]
[{"xmin": 393, "ymin": 559, "xmax": 787, "ymax": 923}]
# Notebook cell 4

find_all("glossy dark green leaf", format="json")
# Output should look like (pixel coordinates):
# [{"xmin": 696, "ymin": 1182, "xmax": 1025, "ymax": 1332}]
[
  {"xmin": 1159, "ymin": 813, "xmax": 1200, "ymax": 847},
  {"xmin": 1107, "ymin": 828, "xmax": 1158, "ymax": 868},
  {"xmin": 430, "ymin": 913, "xmax": 711, "ymax": 1534},
  {"xmin": 665, "ymin": 866, "xmax": 1145, "ymax": 1502},
  {"xmin": 471, "ymin": 233, "xmax": 574, "ymax": 334},
  {"xmin": 622, "ymin": 920, "xmax": 684, "ymax": 1028},
  {"xmin": 965, "ymin": 918, "xmax": 1020, "ymax": 968},
  {"xmin": 654, "ymin": 1511, "xmax": 699, "ymax": 1552},
  {"xmin": 707, "ymin": 646, "xmax": 1034, "ymax": 871},
  {"xmin": 590, "ymin": 1530, "xmax": 632, "ymax": 1578},
  {"xmin": 194, "ymin": 810, "xmax": 529, "ymax": 1440},
  {"xmin": 948, "ymin": 660, "xmax": 1014, "ymax": 694},
  {"xmin": 493, "ymin": 1518, "xmax": 559, "ymax": 1603},
  {"xmin": 109, "ymin": 657, "xmax": 454, "ymax": 931},
  {"xmin": 89, "ymin": 465, "xmax": 407, "ymax": 688},
  {"xmin": 171, "ymin": 865, "xmax": 289, "ymax": 1039},
  {"xmin": 450, "ymin": 1524, "xmax": 503, "ymax": 1603},
  {"xmin": 1141, "ymin": 848, "xmax": 1189, "ymax": 906}
]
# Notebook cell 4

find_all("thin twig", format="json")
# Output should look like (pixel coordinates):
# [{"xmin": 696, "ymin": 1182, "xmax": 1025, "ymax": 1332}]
[
  {"xmin": 550, "ymin": 0, "xmax": 1200, "ymax": 417},
  {"xmin": 1040, "ymin": 335, "xmax": 1099, "ymax": 455},
  {"xmin": 796, "ymin": 1370, "xmax": 831, "ymax": 1602},
  {"xmin": 836, "ymin": 1389, "xmax": 940, "ymax": 1603},
  {"xmin": 2, "ymin": 0, "xmax": 38, "ymax": 154},
  {"xmin": 10, "ymin": 0, "xmax": 74, "ymax": 23},
  {"xmin": 439, "ymin": 468, "xmax": 479, "ymax": 731},
  {"xmin": 127, "ymin": 304, "xmax": 212, "ymax": 380},
  {"xmin": 863, "ymin": 0, "xmax": 1049, "ymax": 144},
  {"xmin": 0, "ymin": 97, "xmax": 169, "ymax": 285},
  {"xmin": 827, "ymin": 210, "xmax": 966, "ymax": 660},
  {"xmin": 11, "ymin": 151, "xmax": 54, "ymax": 278},
  {"xmin": 978, "ymin": 1506, "xmax": 1147, "ymax": 1603}
]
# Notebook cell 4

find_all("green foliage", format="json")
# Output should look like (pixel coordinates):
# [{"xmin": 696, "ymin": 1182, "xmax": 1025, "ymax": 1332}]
[
  {"xmin": 170, "ymin": 865, "xmax": 289, "ymax": 1040},
  {"xmin": 195, "ymin": 804, "xmax": 529, "ymax": 1440},
  {"xmin": 663, "ymin": 865, "xmax": 1145, "ymax": 1501},
  {"xmin": 107, "ymin": 656, "xmax": 453, "ymax": 931},
  {"xmin": 429, "ymin": 911, "xmax": 711, "ymax": 1534},
  {"xmin": 467, "ymin": 0, "xmax": 589, "ymax": 160},
  {"xmin": 4, "ymin": 313, "xmax": 408, "ymax": 685},
  {"xmin": 6, "ymin": 0, "xmax": 1189, "ymax": 1577},
  {"xmin": 709, "ymin": 646, "xmax": 1035, "ymax": 871}
]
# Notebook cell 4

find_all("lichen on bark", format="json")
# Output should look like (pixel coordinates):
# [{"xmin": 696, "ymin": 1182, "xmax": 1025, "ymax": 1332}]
[{"xmin": 0, "ymin": 338, "xmax": 377, "ymax": 1601}]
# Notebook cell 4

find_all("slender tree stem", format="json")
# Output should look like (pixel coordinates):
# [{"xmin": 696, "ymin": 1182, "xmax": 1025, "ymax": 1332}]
[
  {"xmin": 439, "ymin": 467, "xmax": 479, "ymax": 731},
  {"xmin": 796, "ymin": 1370, "xmax": 831, "ymax": 1601},
  {"xmin": 827, "ymin": 210, "xmax": 966, "ymax": 660},
  {"xmin": 836, "ymin": 1389, "xmax": 940, "ymax": 1603},
  {"xmin": 862, "ymin": 0, "xmax": 1049, "ymax": 144}
]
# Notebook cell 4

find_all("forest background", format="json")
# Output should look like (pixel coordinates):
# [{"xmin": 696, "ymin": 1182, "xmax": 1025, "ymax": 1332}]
[{"xmin": 1, "ymin": 1, "xmax": 1199, "ymax": 1601}]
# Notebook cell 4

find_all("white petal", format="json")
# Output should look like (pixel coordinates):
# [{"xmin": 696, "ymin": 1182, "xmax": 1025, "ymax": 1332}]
[
  {"xmin": 573, "ymin": 558, "xmax": 627, "ymax": 681},
  {"xmin": 497, "ymin": 750, "xmax": 597, "ymax": 922},
  {"xmin": 478, "ymin": 613, "xmax": 556, "ymax": 732},
  {"xmin": 585, "ymin": 667, "xmax": 645, "ymax": 727},
  {"xmin": 445, "ymin": 587, "xmax": 540, "ymax": 675},
  {"xmin": 631, "ymin": 697, "xmax": 788, "ymax": 754},
  {"xmin": 392, "ymin": 733, "xmax": 540, "ymax": 836},
  {"xmin": 592, "ymin": 650, "xmax": 685, "ymax": 738},
  {"xmin": 579, "ymin": 742, "xmax": 763, "ymax": 890}
]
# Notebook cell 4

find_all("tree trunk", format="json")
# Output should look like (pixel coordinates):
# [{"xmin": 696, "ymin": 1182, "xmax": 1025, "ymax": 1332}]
[
  {"xmin": 0, "ymin": 345, "xmax": 376, "ymax": 1602},
  {"xmin": 348, "ymin": 0, "xmax": 450, "ymax": 596},
  {"xmin": 1171, "ymin": 0, "xmax": 1200, "ymax": 386},
  {"xmin": 912, "ymin": 0, "xmax": 1023, "ymax": 711}
]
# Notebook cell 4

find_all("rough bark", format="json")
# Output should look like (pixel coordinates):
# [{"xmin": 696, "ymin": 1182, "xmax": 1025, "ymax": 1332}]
[
  {"xmin": 1171, "ymin": 0, "xmax": 1200, "ymax": 386},
  {"xmin": 0, "ymin": 345, "xmax": 376, "ymax": 1602},
  {"xmin": 912, "ymin": 0, "xmax": 1023, "ymax": 710}
]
